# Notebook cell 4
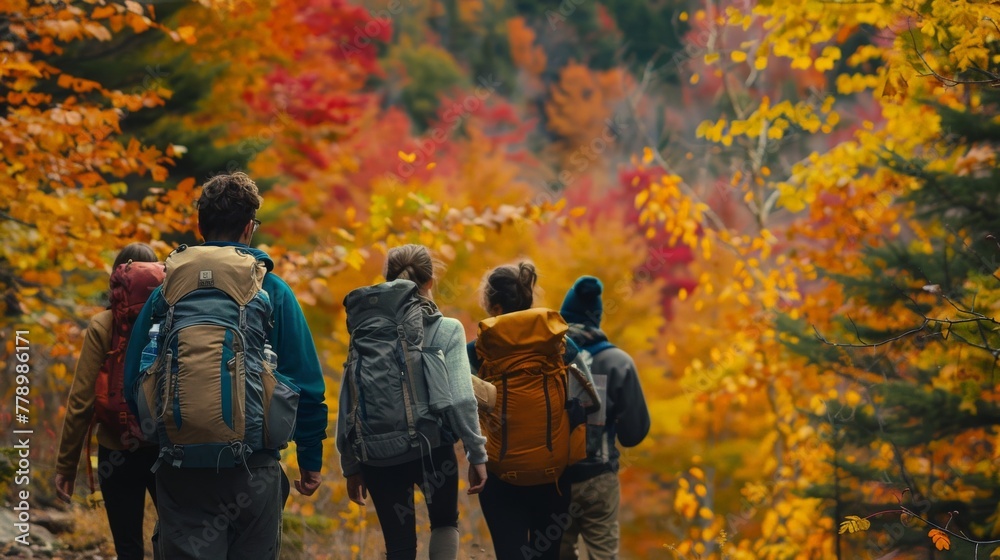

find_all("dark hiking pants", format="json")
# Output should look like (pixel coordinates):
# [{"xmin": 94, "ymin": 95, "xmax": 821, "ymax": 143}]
[
  {"xmin": 479, "ymin": 475, "xmax": 571, "ymax": 560},
  {"xmin": 97, "ymin": 444, "xmax": 159, "ymax": 560},
  {"xmin": 359, "ymin": 445, "xmax": 460, "ymax": 560},
  {"xmin": 155, "ymin": 452, "xmax": 282, "ymax": 559}
]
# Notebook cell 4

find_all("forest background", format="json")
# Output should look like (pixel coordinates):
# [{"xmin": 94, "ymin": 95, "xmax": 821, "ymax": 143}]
[{"xmin": 4, "ymin": 0, "xmax": 1000, "ymax": 558}]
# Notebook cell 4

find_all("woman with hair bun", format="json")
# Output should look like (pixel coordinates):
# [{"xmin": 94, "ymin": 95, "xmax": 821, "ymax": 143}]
[{"xmin": 468, "ymin": 261, "xmax": 595, "ymax": 560}]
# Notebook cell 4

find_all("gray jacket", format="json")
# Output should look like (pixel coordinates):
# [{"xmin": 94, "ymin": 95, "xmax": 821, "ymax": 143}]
[{"xmin": 564, "ymin": 325, "xmax": 650, "ymax": 483}]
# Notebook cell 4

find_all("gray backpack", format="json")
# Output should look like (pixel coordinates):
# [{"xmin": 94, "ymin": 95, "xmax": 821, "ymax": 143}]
[{"xmin": 341, "ymin": 279, "xmax": 452, "ymax": 466}]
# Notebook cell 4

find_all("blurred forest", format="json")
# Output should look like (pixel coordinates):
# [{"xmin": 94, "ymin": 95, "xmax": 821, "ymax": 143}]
[{"xmin": 3, "ymin": 0, "xmax": 1000, "ymax": 558}]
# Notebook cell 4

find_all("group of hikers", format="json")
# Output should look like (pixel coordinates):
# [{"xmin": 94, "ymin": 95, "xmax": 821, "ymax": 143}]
[{"xmin": 54, "ymin": 171, "xmax": 651, "ymax": 560}]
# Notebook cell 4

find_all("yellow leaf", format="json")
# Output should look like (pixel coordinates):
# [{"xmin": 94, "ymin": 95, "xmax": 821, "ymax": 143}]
[
  {"xmin": 176, "ymin": 25, "xmax": 196, "ymax": 44},
  {"xmin": 704, "ymin": 52, "xmax": 720, "ymax": 65},
  {"xmin": 426, "ymin": 162, "xmax": 436, "ymax": 170},
  {"xmin": 839, "ymin": 515, "xmax": 871, "ymax": 534},
  {"xmin": 679, "ymin": 11, "xmax": 688, "ymax": 21},
  {"xmin": 398, "ymin": 151, "xmax": 416, "ymax": 163},
  {"xmin": 791, "ymin": 55, "xmax": 812, "ymax": 70},
  {"xmin": 344, "ymin": 249, "xmax": 366, "ymax": 270},
  {"xmin": 642, "ymin": 146, "xmax": 654, "ymax": 164},
  {"xmin": 569, "ymin": 206, "xmax": 586, "ymax": 217},
  {"xmin": 634, "ymin": 190, "xmax": 650, "ymax": 209},
  {"xmin": 928, "ymin": 529, "xmax": 950, "ymax": 551},
  {"xmin": 690, "ymin": 73, "xmax": 700, "ymax": 85},
  {"xmin": 879, "ymin": 72, "xmax": 908, "ymax": 100},
  {"xmin": 755, "ymin": 56, "xmax": 768, "ymax": 70},
  {"xmin": 731, "ymin": 50, "xmax": 748, "ymax": 63}
]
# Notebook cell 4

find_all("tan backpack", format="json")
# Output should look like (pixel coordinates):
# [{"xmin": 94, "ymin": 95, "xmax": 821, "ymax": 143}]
[{"xmin": 134, "ymin": 245, "xmax": 299, "ymax": 469}]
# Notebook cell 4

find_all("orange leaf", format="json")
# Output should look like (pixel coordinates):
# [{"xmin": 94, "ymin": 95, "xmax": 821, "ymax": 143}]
[
  {"xmin": 91, "ymin": 5, "xmax": 117, "ymax": 19},
  {"xmin": 176, "ymin": 25, "xmax": 196, "ymax": 45},
  {"xmin": 176, "ymin": 177, "xmax": 196, "ymax": 192},
  {"xmin": 151, "ymin": 165, "xmax": 169, "ymax": 182},
  {"xmin": 928, "ymin": 529, "xmax": 950, "ymax": 551}
]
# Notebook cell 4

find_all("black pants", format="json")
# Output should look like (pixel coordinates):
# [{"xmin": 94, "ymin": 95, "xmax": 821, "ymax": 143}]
[
  {"xmin": 97, "ymin": 444, "xmax": 158, "ymax": 560},
  {"xmin": 155, "ymin": 453, "xmax": 283, "ymax": 559},
  {"xmin": 359, "ymin": 445, "xmax": 460, "ymax": 560},
  {"xmin": 478, "ymin": 475, "xmax": 571, "ymax": 560}
]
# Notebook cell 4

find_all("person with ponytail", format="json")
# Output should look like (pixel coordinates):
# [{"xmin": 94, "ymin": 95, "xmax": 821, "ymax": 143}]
[
  {"xmin": 468, "ymin": 262, "xmax": 597, "ymax": 560},
  {"xmin": 55, "ymin": 243, "xmax": 163, "ymax": 559},
  {"xmin": 340, "ymin": 244, "xmax": 488, "ymax": 560}
]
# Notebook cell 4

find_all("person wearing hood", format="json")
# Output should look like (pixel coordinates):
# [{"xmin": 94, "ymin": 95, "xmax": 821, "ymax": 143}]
[
  {"xmin": 558, "ymin": 276, "xmax": 650, "ymax": 560},
  {"xmin": 123, "ymin": 172, "xmax": 327, "ymax": 559},
  {"xmin": 338, "ymin": 244, "xmax": 488, "ymax": 560}
]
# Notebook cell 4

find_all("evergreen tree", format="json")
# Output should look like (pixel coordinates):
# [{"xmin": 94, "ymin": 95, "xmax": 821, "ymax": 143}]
[
  {"xmin": 45, "ymin": 4, "xmax": 252, "ymax": 208},
  {"xmin": 783, "ymin": 88, "xmax": 1000, "ymax": 558}
]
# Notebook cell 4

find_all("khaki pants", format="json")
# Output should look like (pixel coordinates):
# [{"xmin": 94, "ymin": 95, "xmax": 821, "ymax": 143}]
[{"xmin": 559, "ymin": 471, "xmax": 620, "ymax": 560}]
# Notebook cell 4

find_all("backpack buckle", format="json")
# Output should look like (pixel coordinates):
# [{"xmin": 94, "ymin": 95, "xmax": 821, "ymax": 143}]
[
  {"xmin": 545, "ymin": 467, "xmax": 557, "ymax": 477},
  {"xmin": 170, "ymin": 445, "xmax": 184, "ymax": 468}
]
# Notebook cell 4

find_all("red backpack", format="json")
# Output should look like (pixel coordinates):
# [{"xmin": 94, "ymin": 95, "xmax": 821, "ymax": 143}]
[{"xmin": 94, "ymin": 260, "xmax": 165, "ymax": 444}]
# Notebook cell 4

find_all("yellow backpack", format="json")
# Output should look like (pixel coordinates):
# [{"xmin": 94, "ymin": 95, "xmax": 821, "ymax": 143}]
[{"xmin": 475, "ymin": 308, "xmax": 587, "ymax": 486}]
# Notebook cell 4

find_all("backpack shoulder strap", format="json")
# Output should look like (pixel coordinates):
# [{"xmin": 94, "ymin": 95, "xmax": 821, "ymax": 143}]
[
  {"xmin": 583, "ymin": 340, "xmax": 616, "ymax": 357},
  {"xmin": 423, "ymin": 315, "xmax": 444, "ymax": 347}
]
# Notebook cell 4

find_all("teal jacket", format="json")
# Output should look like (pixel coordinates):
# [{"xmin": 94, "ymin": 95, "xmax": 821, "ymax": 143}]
[{"xmin": 124, "ymin": 242, "xmax": 328, "ymax": 472}]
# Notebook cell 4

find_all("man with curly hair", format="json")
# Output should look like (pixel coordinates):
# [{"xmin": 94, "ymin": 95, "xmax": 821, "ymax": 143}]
[{"xmin": 124, "ymin": 172, "xmax": 327, "ymax": 559}]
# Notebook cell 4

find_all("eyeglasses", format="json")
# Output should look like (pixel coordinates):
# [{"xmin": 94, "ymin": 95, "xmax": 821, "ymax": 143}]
[{"xmin": 251, "ymin": 218, "xmax": 261, "ymax": 233}]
